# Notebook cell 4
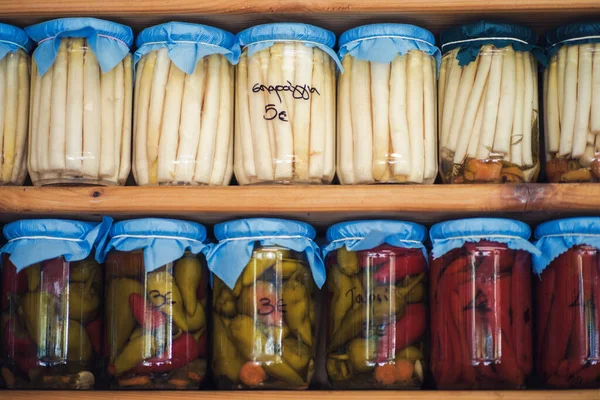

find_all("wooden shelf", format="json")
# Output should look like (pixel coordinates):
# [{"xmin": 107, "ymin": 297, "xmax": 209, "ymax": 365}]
[
  {"xmin": 2, "ymin": 390, "xmax": 599, "ymax": 400},
  {"xmin": 0, "ymin": 0, "xmax": 599, "ymax": 35},
  {"xmin": 0, "ymin": 183, "xmax": 596, "ymax": 228}
]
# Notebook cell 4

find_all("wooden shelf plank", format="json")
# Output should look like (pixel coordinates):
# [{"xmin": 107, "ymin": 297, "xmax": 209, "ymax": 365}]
[{"xmin": 2, "ymin": 390, "xmax": 599, "ymax": 400}]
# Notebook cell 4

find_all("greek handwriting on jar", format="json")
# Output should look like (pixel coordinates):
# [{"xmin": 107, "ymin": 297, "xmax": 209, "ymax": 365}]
[
  {"xmin": 256, "ymin": 297, "xmax": 287, "ymax": 315},
  {"xmin": 252, "ymin": 81, "xmax": 321, "ymax": 122},
  {"xmin": 345, "ymin": 286, "xmax": 390, "ymax": 307}
]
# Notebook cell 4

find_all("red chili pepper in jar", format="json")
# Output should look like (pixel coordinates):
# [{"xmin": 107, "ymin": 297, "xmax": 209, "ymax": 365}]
[
  {"xmin": 129, "ymin": 293, "xmax": 167, "ymax": 330},
  {"xmin": 372, "ymin": 251, "xmax": 427, "ymax": 284},
  {"xmin": 85, "ymin": 315, "xmax": 103, "ymax": 355},
  {"xmin": 395, "ymin": 303, "xmax": 426, "ymax": 351},
  {"xmin": 133, "ymin": 332, "xmax": 199, "ymax": 374},
  {"xmin": 40, "ymin": 258, "xmax": 69, "ymax": 297}
]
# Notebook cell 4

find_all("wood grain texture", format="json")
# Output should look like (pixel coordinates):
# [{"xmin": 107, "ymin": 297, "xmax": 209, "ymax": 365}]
[{"xmin": 2, "ymin": 391, "xmax": 599, "ymax": 400}]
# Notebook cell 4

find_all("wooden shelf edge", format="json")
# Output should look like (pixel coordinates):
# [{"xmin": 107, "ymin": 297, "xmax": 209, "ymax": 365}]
[{"xmin": 1, "ymin": 390, "xmax": 599, "ymax": 400}]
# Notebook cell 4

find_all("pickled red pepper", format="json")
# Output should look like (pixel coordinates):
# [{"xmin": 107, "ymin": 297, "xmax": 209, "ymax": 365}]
[
  {"xmin": 429, "ymin": 218, "xmax": 537, "ymax": 389},
  {"xmin": 533, "ymin": 218, "xmax": 600, "ymax": 388}
]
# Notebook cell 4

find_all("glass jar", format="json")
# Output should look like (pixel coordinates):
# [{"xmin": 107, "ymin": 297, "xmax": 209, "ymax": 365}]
[
  {"xmin": 533, "ymin": 218, "xmax": 600, "ymax": 388},
  {"xmin": 323, "ymin": 220, "xmax": 428, "ymax": 389},
  {"xmin": 133, "ymin": 22, "xmax": 239, "ymax": 186},
  {"xmin": 439, "ymin": 22, "xmax": 540, "ymax": 183},
  {"xmin": 430, "ymin": 218, "xmax": 535, "ymax": 389},
  {"xmin": 0, "ymin": 24, "xmax": 32, "ymax": 185},
  {"xmin": 103, "ymin": 218, "xmax": 209, "ymax": 389},
  {"xmin": 25, "ymin": 18, "xmax": 134, "ymax": 186},
  {"xmin": 337, "ymin": 24, "xmax": 439, "ymax": 184},
  {"xmin": 544, "ymin": 24, "xmax": 600, "ymax": 182},
  {"xmin": 234, "ymin": 23, "xmax": 338, "ymax": 185},
  {"xmin": 1, "ymin": 256, "xmax": 103, "ymax": 389}
]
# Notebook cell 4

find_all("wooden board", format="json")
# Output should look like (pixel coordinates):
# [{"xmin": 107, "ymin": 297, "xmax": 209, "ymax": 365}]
[
  {"xmin": 0, "ymin": 0, "xmax": 599, "ymax": 34},
  {"xmin": 2, "ymin": 390, "xmax": 599, "ymax": 400},
  {"xmin": 0, "ymin": 184, "xmax": 596, "ymax": 228}
]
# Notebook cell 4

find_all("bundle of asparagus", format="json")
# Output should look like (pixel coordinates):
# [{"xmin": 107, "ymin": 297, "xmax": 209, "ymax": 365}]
[
  {"xmin": 133, "ymin": 52, "xmax": 233, "ymax": 186},
  {"xmin": 439, "ymin": 45, "xmax": 539, "ymax": 183},
  {"xmin": 337, "ymin": 51, "xmax": 437, "ymax": 184},
  {"xmin": 545, "ymin": 44, "xmax": 600, "ymax": 182},
  {"xmin": 0, "ymin": 50, "xmax": 30, "ymax": 185},
  {"xmin": 28, "ymin": 38, "xmax": 132, "ymax": 186},
  {"xmin": 234, "ymin": 44, "xmax": 336, "ymax": 185}
]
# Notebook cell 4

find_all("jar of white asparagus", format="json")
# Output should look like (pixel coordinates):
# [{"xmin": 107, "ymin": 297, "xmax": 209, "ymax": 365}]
[
  {"xmin": 337, "ymin": 24, "xmax": 440, "ymax": 184},
  {"xmin": 133, "ymin": 23, "xmax": 240, "ymax": 186},
  {"xmin": 25, "ymin": 18, "xmax": 134, "ymax": 186},
  {"xmin": 544, "ymin": 24, "xmax": 600, "ymax": 183},
  {"xmin": 0, "ymin": 24, "xmax": 32, "ymax": 186},
  {"xmin": 234, "ymin": 23, "xmax": 340, "ymax": 185},
  {"xmin": 439, "ymin": 21, "xmax": 542, "ymax": 184}
]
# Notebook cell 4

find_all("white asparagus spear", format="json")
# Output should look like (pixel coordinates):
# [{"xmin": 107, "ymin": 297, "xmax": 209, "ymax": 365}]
[
  {"xmin": 282, "ymin": 43, "xmax": 296, "ymax": 123},
  {"xmin": 389, "ymin": 54, "xmax": 411, "ymax": 177},
  {"xmin": 11, "ymin": 53, "xmax": 29, "ymax": 183},
  {"xmin": 309, "ymin": 49, "xmax": 326, "ymax": 179},
  {"xmin": 175, "ymin": 57, "xmax": 205, "ymax": 183},
  {"xmin": 209, "ymin": 59, "xmax": 233, "ymax": 185},
  {"xmin": 446, "ymin": 55, "xmax": 478, "ymax": 152},
  {"xmin": 543, "ymin": 64, "xmax": 549, "ymax": 156},
  {"xmin": 573, "ymin": 44, "xmax": 593, "ymax": 157},
  {"xmin": 423, "ymin": 55, "xmax": 437, "ymax": 180},
  {"xmin": 133, "ymin": 51, "xmax": 156, "ymax": 185},
  {"xmin": 466, "ymin": 83, "xmax": 487, "ymax": 158},
  {"xmin": 222, "ymin": 62, "xmax": 234, "ymax": 186},
  {"xmin": 431, "ymin": 58, "xmax": 438, "ymax": 179},
  {"xmin": 108, "ymin": 59, "xmax": 125, "ymax": 183},
  {"xmin": 370, "ymin": 61, "xmax": 391, "ymax": 181},
  {"xmin": 157, "ymin": 64, "xmax": 186, "ymax": 183},
  {"xmin": 592, "ymin": 43, "xmax": 600, "ymax": 134},
  {"xmin": 48, "ymin": 39, "xmax": 68, "ymax": 171},
  {"xmin": 28, "ymin": 60, "xmax": 40, "ymax": 175},
  {"xmin": 324, "ymin": 55, "xmax": 336, "ymax": 181},
  {"xmin": 99, "ymin": 66, "xmax": 116, "ymax": 178},
  {"xmin": 82, "ymin": 47, "xmax": 102, "ymax": 178},
  {"xmin": 351, "ymin": 57, "xmax": 373, "ymax": 183},
  {"xmin": 559, "ymin": 45, "xmax": 579, "ymax": 156},
  {"xmin": 247, "ymin": 51, "xmax": 274, "ymax": 180},
  {"xmin": 510, "ymin": 51, "xmax": 525, "ymax": 166},
  {"xmin": 193, "ymin": 54, "xmax": 221, "ymax": 183},
  {"xmin": 293, "ymin": 44, "xmax": 313, "ymax": 180},
  {"xmin": 546, "ymin": 58, "xmax": 561, "ymax": 153},
  {"xmin": 118, "ymin": 55, "xmax": 133, "ymax": 183},
  {"xmin": 453, "ymin": 47, "xmax": 492, "ymax": 164},
  {"xmin": 146, "ymin": 48, "xmax": 170, "ymax": 180},
  {"xmin": 131, "ymin": 55, "xmax": 145, "ymax": 182},
  {"xmin": 236, "ymin": 54, "xmax": 257, "ymax": 180},
  {"xmin": 234, "ymin": 84, "xmax": 250, "ymax": 185},
  {"xmin": 338, "ymin": 55, "xmax": 354, "ymax": 184},
  {"xmin": 521, "ymin": 54, "xmax": 535, "ymax": 166},
  {"xmin": 268, "ymin": 44, "xmax": 294, "ymax": 180},
  {"xmin": 438, "ymin": 57, "xmax": 449, "ymax": 132},
  {"xmin": 65, "ymin": 38, "xmax": 84, "ymax": 175},
  {"xmin": 258, "ymin": 49, "xmax": 276, "ymax": 165},
  {"xmin": 441, "ymin": 53, "xmax": 462, "ymax": 147},
  {"xmin": 476, "ymin": 51, "xmax": 503, "ymax": 159},
  {"xmin": 557, "ymin": 45, "xmax": 567, "ymax": 124},
  {"xmin": 580, "ymin": 143, "xmax": 596, "ymax": 167},
  {"xmin": 1, "ymin": 52, "xmax": 19, "ymax": 181},
  {"xmin": 36, "ymin": 60, "xmax": 53, "ymax": 174},
  {"xmin": 14, "ymin": 138, "xmax": 27, "ymax": 184},
  {"xmin": 493, "ymin": 46, "xmax": 517, "ymax": 155},
  {"xmin": 407, "ymin": 51, "xmax": 425, "ymax": 183}
]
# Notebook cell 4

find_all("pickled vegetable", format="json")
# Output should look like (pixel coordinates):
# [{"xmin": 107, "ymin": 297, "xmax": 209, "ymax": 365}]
[
  {"xmin": 1, "ymin": 255, "xmax": 102, "ymax": 389},
  {"xmin": 212, "ymin": 246, "xmax": 316, "ymax": 389},
  {"xmin": 105, "ymin": 251, "xmax": 207, "ymax": 389},
  {"xmin": 326, "ymin": 245, "xmax": 427, "ymax": 389}
]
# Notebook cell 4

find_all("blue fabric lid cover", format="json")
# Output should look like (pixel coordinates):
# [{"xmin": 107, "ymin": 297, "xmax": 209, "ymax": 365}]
[
  {"xmin": 0, "ymin": 23, "xmax": 33, "ymax": 62},
  {"xmin": 323, "ymin": 220, "xmax": 428, "ymax": 262},
  {"xmin": 338, "ymin": 24, "xmax": 441, "ymax": 69},
  {"xmin": 430, "ymin": 218, "xmax": 540, "ymax": 260},
  {"xmin": 26, "ymin": 17, "xmax": 134, "ymax": 76},
  {"xmin": 135, "ymin": 22, "xmax": 241, "ymax": 75},
  {"xmin": 206, "ymin": 218, "xmax": 326, "ymax": 289},
  {"xmin": 1, "ymin": 217, "xmax": 112, "ymax": 272},
  {"xmin": 533, "ymin": 217, "xmax": 600, "ymax": 275},
  {"xmin": 100, "ymin": 218, "xmax": 209, "ymax": 272},
  {"xmin": 236, "ymin": 23, "xmax": 343, "ymax": 70},
  {"xmin": 545, "ymin": 23, "xmax": 600, "ymax": 59},
  {"xmin": 440, "ymin": 20, "xmax": 545, "ymax": 66}
]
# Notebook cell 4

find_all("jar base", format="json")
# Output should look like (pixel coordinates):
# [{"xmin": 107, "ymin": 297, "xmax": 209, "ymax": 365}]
[{"xmin": 33, "ymin": 178, "xmax": 120, "ymax": 186}]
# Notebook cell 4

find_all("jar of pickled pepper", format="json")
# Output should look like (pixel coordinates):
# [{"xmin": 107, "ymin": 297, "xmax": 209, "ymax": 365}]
[
  {"xmin": 0, "ymin": 217, "xmax": 112, "ymax": 389},
  {"xmin": 101, "ymin": 218, "xmax": 209, "ymax": 389},
  {"xmin": 533, "ymin": 218, "xmax": 600, "ymax": 388},
  {"xmin": 429, "ymin": 218, "xmax": 539, "ymax": 389},
  {"xmin": 322, "ymin": 220, "xmax": 428, "ymax": 389},
  {"xmin": 207, "ymin": 218, "xmax": 326, "ymax": 389}
]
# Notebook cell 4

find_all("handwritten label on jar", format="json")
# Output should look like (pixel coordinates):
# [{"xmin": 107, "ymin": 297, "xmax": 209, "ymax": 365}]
[
  {"xmin": 344, "ymin": 287, "xmax": 390, "ymax": 307},
  {"xmin": 257, "ymin": 297, "xmax": 287, "ymax": 315},
  {"xmin": 252, "ymin": 81, "xmax": 321, "ymax": 123}
]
